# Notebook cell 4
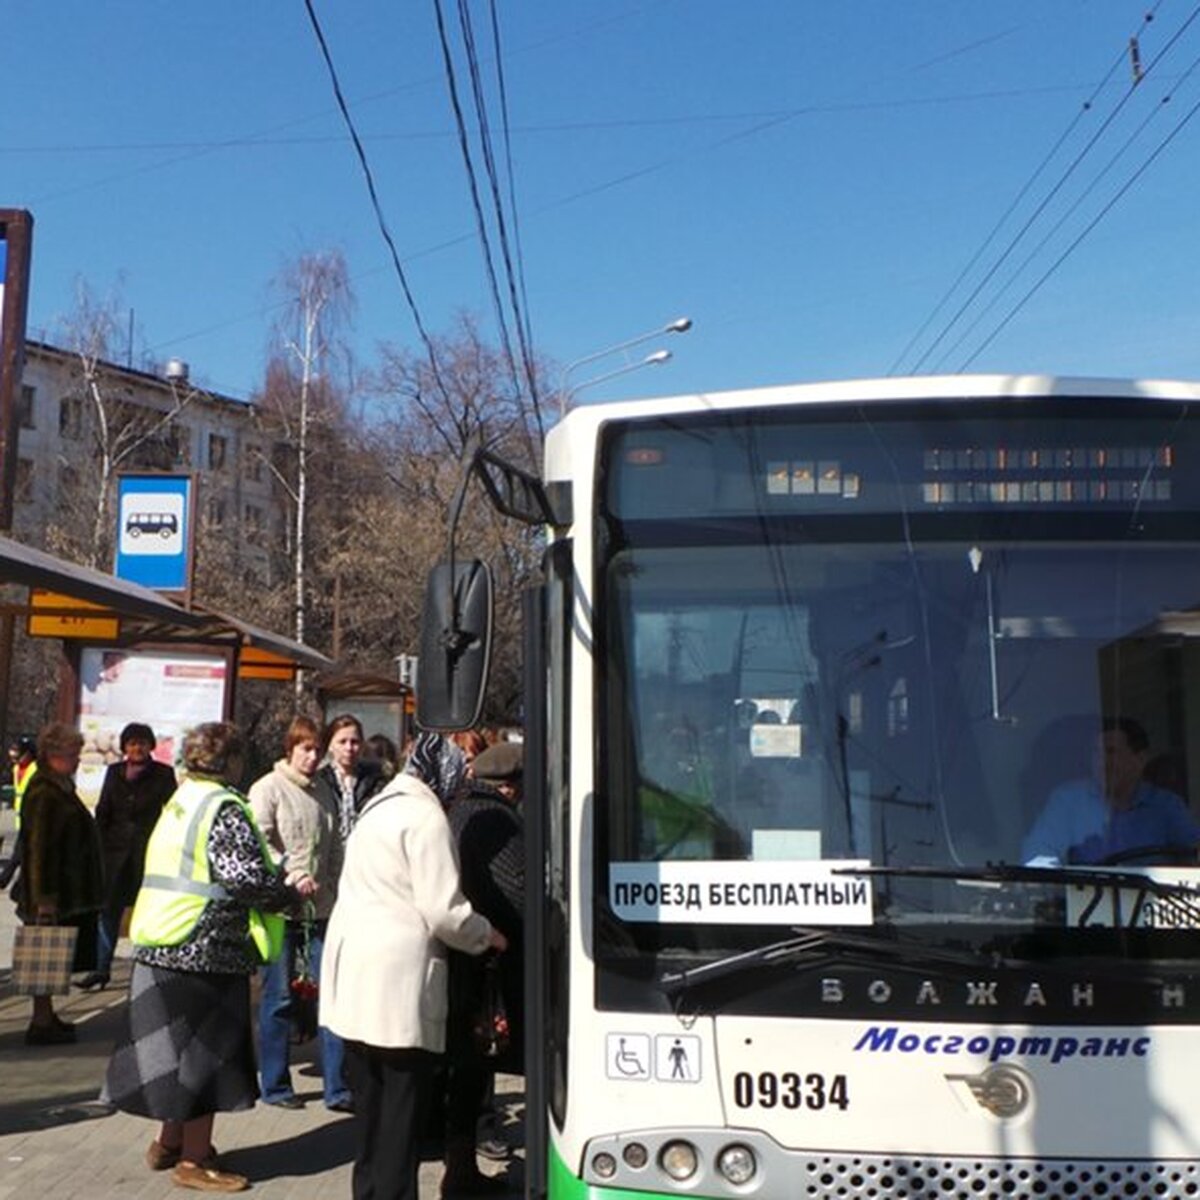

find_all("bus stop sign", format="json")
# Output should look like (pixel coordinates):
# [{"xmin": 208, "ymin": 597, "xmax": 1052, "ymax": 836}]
[{"xmin": 114, "ymin": 474, "xmax": 193, "ymax": 595}]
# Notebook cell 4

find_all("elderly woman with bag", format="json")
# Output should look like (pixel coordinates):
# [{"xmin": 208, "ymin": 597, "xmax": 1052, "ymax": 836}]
[
  {"xmin": 12, "ymin": 722, "xmax": 103, "ymax": 1045},
  {"xmin": 104, "ymin": 722, "xmax": 317, "ymax": 1194}
]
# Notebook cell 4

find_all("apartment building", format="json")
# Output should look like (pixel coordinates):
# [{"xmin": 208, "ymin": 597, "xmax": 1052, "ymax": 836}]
[{"xmin": 13, "ymin": 341, "xmax": 287, "ymax": 582}]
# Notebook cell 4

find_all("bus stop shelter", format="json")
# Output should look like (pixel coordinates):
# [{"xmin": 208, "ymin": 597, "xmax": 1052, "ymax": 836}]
[{"xmin": 0, "ymin": 531, "xmax": 332, "ymax": 742}]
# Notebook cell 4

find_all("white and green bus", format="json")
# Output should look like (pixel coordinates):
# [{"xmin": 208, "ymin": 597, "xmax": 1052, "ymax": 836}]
[{"xmin": 421, "ymin": 375, "xmax": 1200, "ymax": 1200}]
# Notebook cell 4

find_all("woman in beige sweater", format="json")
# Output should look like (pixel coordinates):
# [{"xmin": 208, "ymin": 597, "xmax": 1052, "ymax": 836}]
[{"xmin": 248, "ymin": 715, "xmax": 352, "ymax": 1112}]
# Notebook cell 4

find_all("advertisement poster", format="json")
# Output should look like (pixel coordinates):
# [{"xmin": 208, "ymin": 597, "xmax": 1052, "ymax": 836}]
[{"xmin": 77, "ymin": 647, "xmax": 228, "ymax": 807}]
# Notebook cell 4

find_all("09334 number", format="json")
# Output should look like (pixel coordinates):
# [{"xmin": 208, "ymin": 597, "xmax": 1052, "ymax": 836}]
[{"xmin": 732, "ymin": 1070, "xmax": 849, "ymax": 1111}]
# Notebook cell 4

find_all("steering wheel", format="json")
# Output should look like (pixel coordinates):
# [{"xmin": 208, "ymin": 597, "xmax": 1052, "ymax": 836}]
[{"xmin": 1098, "ymin": 844, "xmax": 1199, "ymax": 867}]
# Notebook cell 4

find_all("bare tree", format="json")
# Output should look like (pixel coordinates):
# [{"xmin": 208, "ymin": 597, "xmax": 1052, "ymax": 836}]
[
  {"xmin": 50, "ymin": 280, "xmax": 204, "ymax": 568},
  {"xmin": 371, "ymin": 314, "xmax": 548, "ymax": 722},
  {"xmin": 259, "ymin": 251, "xmax": 354, "ymax": 693}
]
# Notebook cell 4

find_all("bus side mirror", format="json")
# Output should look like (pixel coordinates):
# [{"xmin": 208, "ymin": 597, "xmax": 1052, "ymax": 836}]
[{"xmin": 416, "ymin": 559, "xmax": 494, "ymax": 731}]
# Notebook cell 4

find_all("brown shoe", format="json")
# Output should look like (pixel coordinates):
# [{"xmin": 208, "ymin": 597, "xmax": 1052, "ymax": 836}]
[
  {"xmin": 148, "ymin": 1143, "xmax": 219, "ymax": 1171},
  {"xmin": 147, "ymin": 1140, "xmax": 181, "ymax": 1170},
  {"xmin": 170, "ymin": 1161, "xmax": 247, "ymax": 1192}
]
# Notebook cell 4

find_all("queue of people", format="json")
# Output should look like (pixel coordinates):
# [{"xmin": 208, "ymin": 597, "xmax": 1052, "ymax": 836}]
[{"xmin": 5, "ymin": 712, "xmax": 525, "ymax": 1198}]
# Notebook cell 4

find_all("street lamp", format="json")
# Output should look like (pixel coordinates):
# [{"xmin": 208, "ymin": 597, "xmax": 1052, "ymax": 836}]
[
  {"xmin": 560, "ymin": 317, "xmax": 692, "ymax": 415},
  {"xmin": 564, "ymin": 350, "xmax": 675, "ymax": 410}
]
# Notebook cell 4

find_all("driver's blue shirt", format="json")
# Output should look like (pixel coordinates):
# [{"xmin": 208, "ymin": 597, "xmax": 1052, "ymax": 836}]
[{"xmin": 1022, "ymin": 779, "xmax": 1200, "ymax": 865}]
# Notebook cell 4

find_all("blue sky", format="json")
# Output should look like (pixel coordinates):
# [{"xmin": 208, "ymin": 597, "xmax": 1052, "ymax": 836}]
[{"xmin": 5, "ymin": 2, "xmax": 1200, "ymax": 412}]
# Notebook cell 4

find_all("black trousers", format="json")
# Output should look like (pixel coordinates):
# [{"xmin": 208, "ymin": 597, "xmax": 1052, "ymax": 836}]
[
  {"xmin": 344, "ymin": 1041, "xmax": 437, "ymax": 1200},
  {"xmin": 445, "ymin": 1054, "xmax": 490, "ymax": 1138}
]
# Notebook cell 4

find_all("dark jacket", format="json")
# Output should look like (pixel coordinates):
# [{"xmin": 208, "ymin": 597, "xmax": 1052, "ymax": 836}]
[
  {"xmin": 94, "ymin": 758, "xmax": 177, "ymax": 907},
  {"xmin": 313, "ymin": 761, "xmax": 384, "ymax": 830},
  {"xmin": 445, "ymin": 781, "xmax": 525, "ymax": 1070},
  {"xmin": 13, "ymin": 766, "xmax": 104, "ymax": 921}
]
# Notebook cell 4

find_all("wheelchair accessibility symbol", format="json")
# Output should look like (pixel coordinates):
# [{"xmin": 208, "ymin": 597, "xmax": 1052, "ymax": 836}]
[{"xmin": 606, "ymin": 1033, "xmax": 651, "ymax": 1080}]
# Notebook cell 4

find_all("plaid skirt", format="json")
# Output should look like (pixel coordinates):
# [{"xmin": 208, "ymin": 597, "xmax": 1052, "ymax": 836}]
[{"xmin": 104, "ymin": 963, "xmax": 259, "ymax": 1120}]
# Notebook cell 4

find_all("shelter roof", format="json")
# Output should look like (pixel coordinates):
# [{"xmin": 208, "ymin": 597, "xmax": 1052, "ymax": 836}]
[
  {"xmin": 316, "ymin": 671, "xmax": 408, "ymax": 699},
  {"xmin": 0, "ymin": 532, "xmax": 332, "ymax": 675}
]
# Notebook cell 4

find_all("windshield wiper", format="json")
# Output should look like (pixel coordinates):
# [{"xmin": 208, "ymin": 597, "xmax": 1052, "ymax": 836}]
[
  {"xmin": 657, "ymin": 869, "xmax": 1200, "ymax": 1000},
  {"xmin": 833, "ymin": 863, "xmax": 1200, "ymax": 925},
  {"xmin": 832, "ymin": 862, "xmax": 1192, "ymax": 890},
  {"xmin": 659, "ymin": 926, "xmax": 1005, "ymax": 998}
]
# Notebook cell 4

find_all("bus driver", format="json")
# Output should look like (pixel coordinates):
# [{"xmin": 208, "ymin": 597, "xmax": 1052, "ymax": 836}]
[{"xmin": 1022, "ymin": 718, "xmax": 1200, "ymax": 867}]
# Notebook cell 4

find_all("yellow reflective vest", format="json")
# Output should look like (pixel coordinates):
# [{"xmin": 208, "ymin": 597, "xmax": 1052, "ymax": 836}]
[
  {"xmin": 130, "ymin": 776, "xmax": 285, "ymax": 963},
  {"xmin": 12, "ymin": 760, "xmax": 36, "ymax": 831}
]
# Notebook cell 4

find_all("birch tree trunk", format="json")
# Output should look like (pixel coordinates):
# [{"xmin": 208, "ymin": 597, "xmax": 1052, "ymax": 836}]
[{"xmin": 269, "ymin": 251, "xmax": 352, "ymax": 697}]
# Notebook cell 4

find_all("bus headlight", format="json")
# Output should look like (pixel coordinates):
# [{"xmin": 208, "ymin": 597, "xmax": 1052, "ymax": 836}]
[
  {"xmin": 623, "ymin": 1142, "xmax": 649, "ymax": 1169},
  {"xmin": 717, "ymin": 1144, "xmax": 756, "ymax": 1185},
  {"xmin": 591, "ymin": 1152, "xmax": 617, "ymax": 1179},
  {"xmin": 660, "ymin": 1140, "xmax": 699, "ymax": 1181}
]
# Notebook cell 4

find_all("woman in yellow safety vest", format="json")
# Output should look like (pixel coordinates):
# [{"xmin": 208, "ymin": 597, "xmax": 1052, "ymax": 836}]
[
  {"xmin": 103, "ymin": 721, "xmax": 317, "ymax": 1195},
  {"xmin": 11, "ymin": 735, "xmax": 37, "ymax": 826}
]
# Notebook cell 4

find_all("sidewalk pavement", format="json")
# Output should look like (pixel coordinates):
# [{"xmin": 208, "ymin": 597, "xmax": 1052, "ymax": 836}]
[{"xmin": 0, "ymin": 806, "xmax": 525, "ymax": 1199}]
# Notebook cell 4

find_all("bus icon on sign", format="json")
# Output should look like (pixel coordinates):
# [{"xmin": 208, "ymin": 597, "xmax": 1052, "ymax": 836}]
[{"xmin": 125, "ymin": 512, "xmax": 178, "ymax": 539}]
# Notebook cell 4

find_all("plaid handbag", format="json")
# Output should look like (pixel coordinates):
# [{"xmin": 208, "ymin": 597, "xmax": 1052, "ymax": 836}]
[{"xmin": 11, "ymin": 924, "xmax": 78, "ymax": 996}]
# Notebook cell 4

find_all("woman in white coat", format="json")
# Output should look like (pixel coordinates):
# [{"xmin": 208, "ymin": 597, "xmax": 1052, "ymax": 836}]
[{"xmin": 321, "ymin": 771, "xmax": 506, "ymax": 1200}]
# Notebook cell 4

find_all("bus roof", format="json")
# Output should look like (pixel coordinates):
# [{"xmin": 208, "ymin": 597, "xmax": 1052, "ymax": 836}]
[
  {"xmin": 554, "ymin": 373, "xmax": 1200, "ymax": 435},
  {"xmin": 545, "ymin": 373, "xmax": 1200, "ymax": 490}
]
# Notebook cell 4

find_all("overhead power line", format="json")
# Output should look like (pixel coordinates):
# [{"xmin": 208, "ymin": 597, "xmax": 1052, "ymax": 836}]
[
  {"xmin": 433, "ymin": 0, "xmax": 545, "ymax": 445},
  {"xmin": 9, "ymin": 85, "xmax": 1106, "ymax": 160},
  {"xmin": 487, "ymin": 0, "xmax": 540, "ymax": 427},
  {"xmin": 958, "ymin": 82, "xmax": 1200, "ymax": 371},
  {"xmin": 456, "ymin": 0, "xmax": 543, "ymax": 440},
  {"xmin": 895, "ymin": 4, "xmax": 1173, "ymax": 376},
  {"xmin": 433, "ymin": 0, "xmax": 524, "ymax": 412},
  {"xmin": 302, "ymin": 0, "xmax": 456, "ymax": 408},
  {"xmin": 938, "ymin": 46, "xmax": 1200, "ymax": 373}
]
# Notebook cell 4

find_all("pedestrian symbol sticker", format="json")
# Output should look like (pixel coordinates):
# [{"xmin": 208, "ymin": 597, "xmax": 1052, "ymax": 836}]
[
  {"xmin": 655, "ymin": 1034, "xmax": 701, "ymax": 1082},
  {"xmin": 607, "ymin": 1033, "xmax": 651, "ymax": 1080}
]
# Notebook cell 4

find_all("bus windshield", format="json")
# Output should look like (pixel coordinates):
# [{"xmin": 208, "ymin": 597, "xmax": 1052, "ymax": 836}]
[{"xmin": 595, "ymin": 398, "xmax": 1200, "ymax": 960}]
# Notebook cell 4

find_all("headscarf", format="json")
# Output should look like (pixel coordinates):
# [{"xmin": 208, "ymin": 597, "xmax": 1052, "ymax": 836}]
[{"xmin": 403, "ymin": 732, "xmax": 468, "ymax": 806}]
